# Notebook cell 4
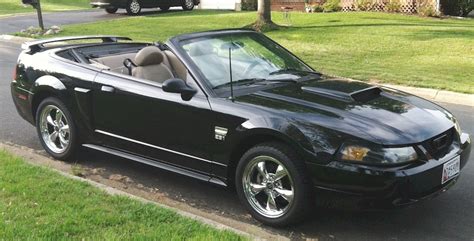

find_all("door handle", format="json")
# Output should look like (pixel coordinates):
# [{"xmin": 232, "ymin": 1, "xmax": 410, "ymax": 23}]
[{"xmin": 101, "ymin": 86, "xmax": 115, "ymax": 93}]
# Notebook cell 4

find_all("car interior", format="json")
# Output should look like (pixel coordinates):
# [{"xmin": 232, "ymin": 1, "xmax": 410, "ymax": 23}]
[{"xmin": 57, "ymin": 43, "xmax": 189, "ymax": 84}]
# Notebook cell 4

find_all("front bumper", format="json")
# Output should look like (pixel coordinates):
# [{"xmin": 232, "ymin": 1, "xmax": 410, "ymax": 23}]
[{"xmin": 308, "ymin": 133, "xmax": 471, "ymax": 209}]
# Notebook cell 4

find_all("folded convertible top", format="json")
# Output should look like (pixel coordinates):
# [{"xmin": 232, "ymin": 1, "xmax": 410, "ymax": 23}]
[{"xmin": 22, "ymin": 35, "xmax": 133, "ymax": 54}]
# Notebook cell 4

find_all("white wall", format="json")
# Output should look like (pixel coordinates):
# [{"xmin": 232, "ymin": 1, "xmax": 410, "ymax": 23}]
[{"xmin": 199, "ymin": 0, "xmax": 241, "ymax": 10}]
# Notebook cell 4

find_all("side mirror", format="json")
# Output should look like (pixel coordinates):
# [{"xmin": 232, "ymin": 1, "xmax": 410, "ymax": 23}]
[{"xmin": 162, "ymin": 78, "xmax": 197, "ymax": 101}]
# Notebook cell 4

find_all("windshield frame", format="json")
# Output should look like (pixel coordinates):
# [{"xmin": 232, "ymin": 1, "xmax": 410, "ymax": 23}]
[{"xmin": 169, "ymin": 29, "xmax": 316, "ymax": 98}]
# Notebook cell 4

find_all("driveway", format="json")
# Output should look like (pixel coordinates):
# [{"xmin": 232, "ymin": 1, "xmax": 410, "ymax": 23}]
[{"xmin": 1, "ymin": 39, "xmax": 473, "ymax": 240}]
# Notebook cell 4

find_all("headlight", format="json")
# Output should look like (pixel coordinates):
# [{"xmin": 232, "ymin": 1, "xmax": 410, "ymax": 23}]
[
  {"xmin": 454, "ymin": 119, "xmax": 462, "ymax": 135},
  {"xmin": 338, "ymin": 143, "xmax": 418, "ymax": 165}
]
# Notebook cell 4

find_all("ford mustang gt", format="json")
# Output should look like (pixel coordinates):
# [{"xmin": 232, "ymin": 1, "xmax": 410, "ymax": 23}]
[{"xmin": 11, "ymin": 30, "xmax": 471, "ymax": 226}]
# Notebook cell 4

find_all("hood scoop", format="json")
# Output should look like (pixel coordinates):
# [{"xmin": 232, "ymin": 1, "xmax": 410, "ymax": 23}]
[{"xmin": 302, "ymin": 86, "xmax": 383, "ymax": 103}]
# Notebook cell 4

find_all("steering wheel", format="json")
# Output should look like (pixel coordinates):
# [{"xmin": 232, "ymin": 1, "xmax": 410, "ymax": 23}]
[
  {"xmin": 242, "ymin": 61, "xmax": 262, "ymax": 77},
  {"xmin": 243, "ymin": 61, "xmax": 274, "ymax": 78}
]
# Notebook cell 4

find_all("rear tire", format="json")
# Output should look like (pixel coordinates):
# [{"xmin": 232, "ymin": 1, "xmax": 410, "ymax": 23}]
[
  {"xmin": 126, "ymin": 0, "xmax": 142, "ymax": 15},
  {"xmin": 182, "ymin": 0, "xmax": 194, "ymax": 10},
  {"xmin": 235, "ymin": 142, "xmax": 313, "ymax": 227},
  {"xmin": 36, "ymin": 97, "xmax": 78, "ymax": 160},
  {"xmin": 105, "ymin": 7, "xmax": 118, "ymax": 14}
]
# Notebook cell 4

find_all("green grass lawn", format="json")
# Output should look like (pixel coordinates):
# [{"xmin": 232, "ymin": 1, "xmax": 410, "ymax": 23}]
[
  {"xmin": 0, "ymin": 150, "xmax": 244, "ymax": 240},
  {"xmin": 50, "ymin": 10, "xmax": 473, "ymax": 93},
  {"xmin": 0, "ymin": 0, "xmax": 89, "ymax": 16}
]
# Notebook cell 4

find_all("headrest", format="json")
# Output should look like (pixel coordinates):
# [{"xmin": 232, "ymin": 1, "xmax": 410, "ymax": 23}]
[
  {"xmin": 189, "ymin": 44, "xmax": 213, "ymax": 57},
  {"xmin": 135, "ymin": 46, "xmax": 164, "ymax": 66}
]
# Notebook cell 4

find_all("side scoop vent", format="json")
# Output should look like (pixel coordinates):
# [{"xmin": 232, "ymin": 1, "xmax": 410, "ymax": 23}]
[{"xmin": 301, "ymin": 86, "xmax": 382, "ymax": 103}]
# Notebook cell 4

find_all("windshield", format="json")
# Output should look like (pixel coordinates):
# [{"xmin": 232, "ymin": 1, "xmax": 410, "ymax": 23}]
[{"xmin": 179, "ymin": 32, "xmax": 314, "ymax": 90}]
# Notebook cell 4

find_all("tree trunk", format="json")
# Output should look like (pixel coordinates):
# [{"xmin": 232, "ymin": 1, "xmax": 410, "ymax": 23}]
[
  {"xmin": 247, "ymin": 0, "xmax": 279, "ymax": 31},
  {"xmin": 257, "ymin": 0, "xmax": 272, "ymax": 24}
]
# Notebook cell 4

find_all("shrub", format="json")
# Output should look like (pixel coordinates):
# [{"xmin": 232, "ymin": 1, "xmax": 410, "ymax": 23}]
[
  {"xmin": 418, "ymin": 4, "xmax": 437, "ymax": 16},
  {"xmin": 357, "ymin": 0, "xmax": 373, "ymax": 11},
  {"xmin": 323, "ymin": 0, "xmax": 342, "ymax": 12},
  {"xmin": 458, "ymin": 0, "xmax": 474, "ymax": 16},
  {"xmin": 385, "ymin": 0, "xmax": 401, "ymax": 12},
  {"xmin": 416, "ymin": 0, "xmax": 438, "ymax": 16},
  {"xmin": 440, "ymin": 0, "xmax": 474, "ymax": 16},
  {"xmin": 241, "ymin": 0, "xmax": 257, "ymax": 11},
  {"xmin": 313, "ymin": 4, "xmax": 324, "ymax": 12}
]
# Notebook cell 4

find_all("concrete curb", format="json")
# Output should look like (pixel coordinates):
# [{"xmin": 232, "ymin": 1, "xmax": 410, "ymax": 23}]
[
  {"xmin": 1, "ymin": 34, "xmax": 473, "ymax": 107},
  {"xmin": 0, "ymin": 142, "xmax": 289, "ymax": 241}
]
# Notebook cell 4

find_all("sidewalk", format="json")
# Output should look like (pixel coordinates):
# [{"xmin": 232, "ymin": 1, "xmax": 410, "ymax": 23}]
[{"xmin": 378, "ymin": 83, "xmax": 474, "ymax": 107}]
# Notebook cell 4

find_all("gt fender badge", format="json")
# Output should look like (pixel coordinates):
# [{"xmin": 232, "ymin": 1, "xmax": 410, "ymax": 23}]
[{"xmin": 215, "ymin": 127, "xmax": 228, "ymax": 141}]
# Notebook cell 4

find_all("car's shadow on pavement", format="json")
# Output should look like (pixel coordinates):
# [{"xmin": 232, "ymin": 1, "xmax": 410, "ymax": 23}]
[{"xmin": 68, "ymin": 148, "xmax": 468, "ymax": 240}]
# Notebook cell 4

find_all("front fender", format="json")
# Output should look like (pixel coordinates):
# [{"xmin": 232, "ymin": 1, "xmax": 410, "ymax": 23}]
[
  {"xmin": 234, "ymin": 116, "xmax": 343, "ymax": 165},
  {"xmin": 236, "ymin": 117, "xmax": 314, "ymax": 155}
]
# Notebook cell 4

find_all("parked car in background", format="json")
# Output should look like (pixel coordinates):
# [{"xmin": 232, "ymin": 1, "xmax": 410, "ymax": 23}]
[{"xmin": 91, "ymin": 0, "xmax": 200, "ymax": 15}]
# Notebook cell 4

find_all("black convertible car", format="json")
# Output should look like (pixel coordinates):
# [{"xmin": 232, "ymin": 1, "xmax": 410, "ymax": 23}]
[
  {"xmin": 12, "ymin": 30, "xmax": 471, "ymax": 226},
  {"xmin": 91, "ymin": 0, "xmax": 200, "ymax": 15}
]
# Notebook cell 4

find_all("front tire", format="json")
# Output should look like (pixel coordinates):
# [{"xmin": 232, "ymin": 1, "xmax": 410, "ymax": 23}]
[
  {"xmin": 36, "ymin": 97, "xmax": 78, "ymax": 160},
  {"xmin": 105, "ymin": 7, "xmax": 118, "ymax": 14},
  {"xmin": 126, "ymin": 0, "xmax": 141, "ymax": 15},
  {"xmin": 235, "ymin": 142, "xmax": 313, "ymax": 226},
  {"xmin": 182, "ymin": 0, "xmax": 194, "ymax": 11}
]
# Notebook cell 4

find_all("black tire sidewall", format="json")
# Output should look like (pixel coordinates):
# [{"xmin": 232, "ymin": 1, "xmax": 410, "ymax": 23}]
[
  {"xmin": 235, "ymin": 142, "xmax": 313, "ymax": 226},
  {"xmin": 182, "ymin": 0, "xmax": 194, "ymax": 10},
  {"xmin": 126, "ymin": 0, "xmax": 141, "ymax": 15},
  {"xmin": 105, "ymin": 7, "xmax": 118, "ymax": 14},
  {"xmin": 35, "ymin": 97, "xmax": 78, "ymax": 160}
]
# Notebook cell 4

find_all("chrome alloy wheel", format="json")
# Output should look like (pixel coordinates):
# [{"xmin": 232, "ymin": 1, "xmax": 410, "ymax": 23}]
[
  {"xmin": 242, "ymin": 156, "xmax": 294, "ymax": 218},
  {"xmin": 39, "ymin": 105, "xmax": 70, "ymax": 154},
  {"xmin": 184, "ymin": 0, "xmax": 194, "ymax": 9},
  {"xmin": 130, "ymin": 0, "xmax": 141, "ymax": 13}
]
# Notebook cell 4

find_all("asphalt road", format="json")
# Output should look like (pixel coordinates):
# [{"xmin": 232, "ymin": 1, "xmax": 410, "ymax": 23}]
[
  {"xmin": 0, "ymin": 8, "xmax": 181, "ymax": 34},
  {"xmin": 1, "ymin": 40, "xmax": 473, "ymax": 241}
]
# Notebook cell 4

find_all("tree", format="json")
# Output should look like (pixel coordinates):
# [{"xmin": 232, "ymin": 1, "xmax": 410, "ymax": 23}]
[{"xmin": 248, "ymin": 0, "xmax": 279, "ymax": 31}]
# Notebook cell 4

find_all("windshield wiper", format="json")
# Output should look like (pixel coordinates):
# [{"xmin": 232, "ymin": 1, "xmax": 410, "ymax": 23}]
[
  {"xmin": 212, "ymin": 78, "xmax": 266, "ymax": 89},
  {"xmin": 269, "ymin": 68, "xmax": 321, "ymax": 76}
]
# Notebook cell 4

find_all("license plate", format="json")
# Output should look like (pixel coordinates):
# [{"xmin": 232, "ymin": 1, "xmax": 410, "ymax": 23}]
[{"xmin": 442, "ymin": 156, "xmax": 460, "ymax": 184}]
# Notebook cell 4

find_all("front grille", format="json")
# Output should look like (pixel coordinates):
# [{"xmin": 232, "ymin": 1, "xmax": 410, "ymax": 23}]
[{"xmin": 422, "ymin": 128, "xmax": 455, "ymax": 159}]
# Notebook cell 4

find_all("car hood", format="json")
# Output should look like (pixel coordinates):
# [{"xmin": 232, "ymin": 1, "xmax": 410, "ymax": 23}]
[{"xmin": 235, "ymin": 79, "xmax": 455, "ymax": 145}]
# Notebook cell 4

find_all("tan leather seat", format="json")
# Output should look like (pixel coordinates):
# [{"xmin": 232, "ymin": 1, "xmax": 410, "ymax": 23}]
[
  {"xmin": 93, "ymin": 52, "xmax": 136, "ymax": 74},
  {"xmin": 163, "ymin": 50, "xmax": 188, "ymax": 81},
  {"xmin": 132, "ymin": 46, "xmax": 173, "ymax": 83}
]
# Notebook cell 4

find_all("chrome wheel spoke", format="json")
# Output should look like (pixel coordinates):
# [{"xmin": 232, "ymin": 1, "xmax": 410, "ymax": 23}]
[
  {"xmin": 266, "ymin": 192, "xmax": 277, "ymax": 211},
  {"xmin": 60, "ymin": 125, "xmax": 69, "ymax": 132},
  {"xmin": 249, "ymin": 183, "xmax": 266, "ymax": 196},
  {"xmin": 274, "ymin": 165, "xmax": 288, "ymax": 181},
  {"xmin": 275, "ymin": 187, "xmax": 294, "ymax": 203},
  {"xmin": 257, "ymin": 161, "xmax": 267, "ymax": 177},
  {"xmin": 46, "ymin": 114, "xmax": 56, "ymax": 127},
  {"xmin": 49, "ymin": 131, "xmax": 59, "ymax": 143},
  {"xmin": 55, "ymin": 110, "xmax": 63, "ymax": 124},
  {"xmin": 59, "ymin": 134, "xmax": 69, "ymax": 148}
]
